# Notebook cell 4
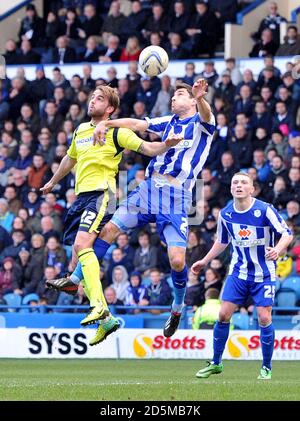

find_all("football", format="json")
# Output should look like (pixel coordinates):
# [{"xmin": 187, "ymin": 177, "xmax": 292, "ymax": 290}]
[{"xmin": 138, "ymin": 45, "xmax": 169, "ymax": 77}]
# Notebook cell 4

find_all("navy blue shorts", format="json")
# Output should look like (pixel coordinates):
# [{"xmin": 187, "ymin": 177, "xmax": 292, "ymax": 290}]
[{"xmin": 63, "ymin": 190, "xmax": 112, "ymax": 245}]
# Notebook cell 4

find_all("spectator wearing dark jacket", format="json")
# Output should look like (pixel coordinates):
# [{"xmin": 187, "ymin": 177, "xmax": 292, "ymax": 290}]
[
  {"xmin": 116, "ymin": 233, "xmax": 135, "ymax": 275},
  {"xmin": 0, "ymin": 226, "xmax": 12, "ymax": 254},
  {"xmin": 3, "ymin": 39, "xmax": 19, "ymax": 65},
  {"xmin": 8, "ymin": 77, "xmax": 28, "ymax": 120},
  {"xmin": 17, "ymin": 103, "xmax": 40, "ymax": 136},
  {"xmin": 98, "ymin": 35, "xmax": 122, "ymax": 63},
  {"xmin": 147, "ymin": 269, "xmax": 173, "ymax": 309},
  {"xmin": 254, "ymin": 2, "xmax": 286, "ymax": 45},
  {"xmin": 58, "ymin": 8, "xmax": 82, "ymax": 40},
  {"xmin": 104, "ymin": 286, "xmax": 125, "ymax": 314},
  {"xmin": 250, "ymin": 101, "xmax": 273, "ymax": 135},
  {"xmin": 107, "ymin": 248, "xmax": 130, "ymax": 284},
  {"xmin": 184, "ymin": 269, "xmax": 205, "ymax": 308},
  {"xmin": 136, "ymin": 77, "xmax": 159, "ymax": 114},
  {"xmin": 80, "ymin": 3, "xmax": 102, "ymax": 38},
  {"xmin": 143, "ymin": 3, "xmax": 168, "ymax": 41},
  {"xmin": 13, "ymin": 249, "xmax": 43, "ymax": 296},
  {"xmin": 17, "ymin": 39, "xmax": 40, "ymax": 64},
  {"xmin": 40, "ymin": 100, "xmax": 64, "ymax": 135},
  {"xmin": 36, "ymin": 266, "xmax": 58, "ymax": 305},
  {"xmin": 288, "ymin": 168, "xmax": 300, "ymax": 202},
  {"xmin": 205, "ymin": 114, "xmax": 230, "ymax": 172},
  {"xmin": 272, "ymin": 101, "xmax": 294, "ymax": 135},
  {"xmin": 134, "ymin": 231, "xmax": 158, "ymax": 276},
  {"xmin": 78, "ymin": 36, "xmax": 100, "ymax": 62},
  {"xmin": 167, "ymin": 1, "xmax": 190, "ymax": 38},
  {"xmin": 276, "ymin": 26, "xmax": 300, "ymax": 56},
  {"xmin": 249, "ymin": 28, "xmax": 278, "ymax": 58},
  {"xmin": 165, "ymin": 33, "xmax": 190, "ymax": 60},
  {"xmin": 198, "ymin": 61, "xmax": 218, "ymax": 87},
  {"xmin": 121, "ymin": 0, "xmax": 148, "ymax": 39},
  {"xmin": 0, "ymin": 229, "xmax": 29, "ymax": 264},
  {"xmin": 256, "ymin": 67, "xmax": 281, "ymax": 94},
  {"xmin": 51, "ymin": 36, "xmax": 76, "ymax": 64},
  {"xmin": 214, "ymin": 70, "xmax": 236, "ymax": 105},
  {"xmin": 265, "ymin": 176, "xmax": 292, "ymax": 210},
  {"xmin": 228, "ymin": 124, "xmax": 253, "ymax": 169},
  {"xmin": 43, "ymin": 236, "xmax": 67, "ymax": 277},
  {"xmin": 265, "ymin": 155, "xmax": 289, "ymax": 191},
  {"xmin": 101, "ymin": 0, "xmax": 126, "ymax": 40},
  {"xmin": 235, "ymin": 69, "xmax": 257, "ymax": 97},
  {"xmin": 232, "ymin": 85, "xmax": 254, "ymax": 119},
  {"xmin": 185, "ymin": 1, "xmax": 218, "ymax": 57},
  {"xmin": 18, "ymin": 4, "xmax": 44, "ymax": 47},
  {"xmin": 215, "ymin": 152, "xmax": 237, "ymax": 206},
  {"xmin": 29, "ymin": 66, "xmax": 53, "ymax": 104},
  {"xmin": 186, "ymin": 230, "xmax": 207, "ymax": 268},
  {"xmin": 44, "ymin": 12, "xmax": 60, "ymax": 47}
]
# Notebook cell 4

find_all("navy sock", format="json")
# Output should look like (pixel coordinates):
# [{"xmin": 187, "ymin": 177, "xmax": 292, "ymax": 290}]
[
  {"xmin": 260, "ymin": 323, "xmax": 274, "ymax": 370},
  {"xmin": 171, "ymin": 266, "xmax": 187, "ymax": 313},
  {"xmin": 94, "ymin": 238, "xmax": 111, "ymax": 260},
  {"xmin": 213, "ymin": 321, "xmax": 230, "ymax": 365}
]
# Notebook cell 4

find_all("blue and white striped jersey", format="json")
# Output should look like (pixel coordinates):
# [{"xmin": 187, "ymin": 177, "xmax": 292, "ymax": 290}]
[
  {"xmin": 217, "ymin": 199, "xmax": 292, "ymax": 282},
  {"xmin": 145, "ymin": 113, "xmax": 216, "ymax": 191}
]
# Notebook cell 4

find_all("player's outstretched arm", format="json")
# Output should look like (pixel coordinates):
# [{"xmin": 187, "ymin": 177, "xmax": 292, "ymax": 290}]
[
  {"xmin": 40, "ymin": 155, "xmax": 76, "ymax": 195},
  {"xmin": 192, "ymin": 78, "xmax": 212, "ymax": 123},
  {"xmin": 191, "ymin": 241, "xmax": 228, "ymax": 274},
  {"xmin": 93, "ymin": 118, "xmax": 149, "ymax": 145},
  {"xmin": 138, "ymin": 131, "xmax": 183, "ymax": 157}
]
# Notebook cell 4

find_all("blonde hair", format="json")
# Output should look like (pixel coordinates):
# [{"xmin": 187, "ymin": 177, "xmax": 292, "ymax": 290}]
[{"xmin": 232, "ymin": 172, "xmax": 254, "ymax": 184}]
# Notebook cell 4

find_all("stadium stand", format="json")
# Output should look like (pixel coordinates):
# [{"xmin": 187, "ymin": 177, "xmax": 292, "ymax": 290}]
[{"xmin": 0, "ymin": 0, "xmax": 300, "ymax": 330}]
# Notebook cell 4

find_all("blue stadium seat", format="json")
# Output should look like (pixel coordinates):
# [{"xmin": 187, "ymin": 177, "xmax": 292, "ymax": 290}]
[
  {"xmin": 275, "ymin": 278, "xmax": 281, "ymax": 292},
  {"xmin": 232, "ymin": 313, "xmax": 249, "ymax": 330},
  {"xmin": 22, "ymin": 294, "xmax": 39, "ymax": 305},
  {"xmin": 19, "ymin": 294, "xmax": 40, "ymax": 313},
  {"xmin": 276, "ymin": 291, "xmax": 297, "ymax": 307},
  {"xmin": 3, "ymin": 293, "xmax": 22, "ymax": 310},
  {"xmin": 281, "ymin": 276, "xmax": 300, "ymax": 299}
]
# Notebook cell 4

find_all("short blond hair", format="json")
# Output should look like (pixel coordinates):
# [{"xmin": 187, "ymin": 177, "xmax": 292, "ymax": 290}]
[{"xmin": 232, "ymin": 172, "xmax": 254, "ymax": 184}]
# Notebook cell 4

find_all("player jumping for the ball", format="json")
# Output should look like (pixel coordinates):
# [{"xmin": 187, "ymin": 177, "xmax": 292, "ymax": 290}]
[{"xmin": 192, "ymin": 172, "xmax": 293, "ymax": 380}]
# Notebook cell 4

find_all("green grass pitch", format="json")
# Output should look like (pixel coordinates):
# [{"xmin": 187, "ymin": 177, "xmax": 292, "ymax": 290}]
[{"xmin": 0, "ymin": 359, "xmax": 299, "ymax": 401}]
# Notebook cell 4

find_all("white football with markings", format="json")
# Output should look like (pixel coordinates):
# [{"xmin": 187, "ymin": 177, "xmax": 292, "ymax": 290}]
[{"xmin": 139, "ymin": 45, "xmax": 169, "ymax": 77}]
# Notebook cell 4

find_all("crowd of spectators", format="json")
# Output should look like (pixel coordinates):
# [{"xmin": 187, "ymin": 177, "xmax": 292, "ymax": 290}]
[
  {"xmin": 0, "ymin": 0, "xmax": 300, "ymax": 319},
  {"xmin": 3, "ymin": 0, "xmax": 242, "ymax": 64}
]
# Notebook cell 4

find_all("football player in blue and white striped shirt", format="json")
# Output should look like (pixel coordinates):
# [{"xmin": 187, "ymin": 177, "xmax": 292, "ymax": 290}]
[{"xmin": 192, "ymin": 172, "xmax": 293, "ymax": 380}]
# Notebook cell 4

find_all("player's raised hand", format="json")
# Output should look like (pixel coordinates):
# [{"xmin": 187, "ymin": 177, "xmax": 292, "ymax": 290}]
[
  {"xmin": 192, "ymin": 78, "xmax": 208, "ymax": 100},
  {"xmin": 191, "ymin": 259, "xmax": 207, "ymax": 275},
  {"xmin": 265, "ymin": 247, "xmax": 279, "ymax": 261},
  {"xmin": 93, "ymin": 122, "xmax": 107, "ymax": 146},
  {"xmin": 165, "ymin": 130, "xmax": 183, "ymax": 148},
  {"xmin": 40, "ymin": 181, "xmax": 54, "ymax": 195}
]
